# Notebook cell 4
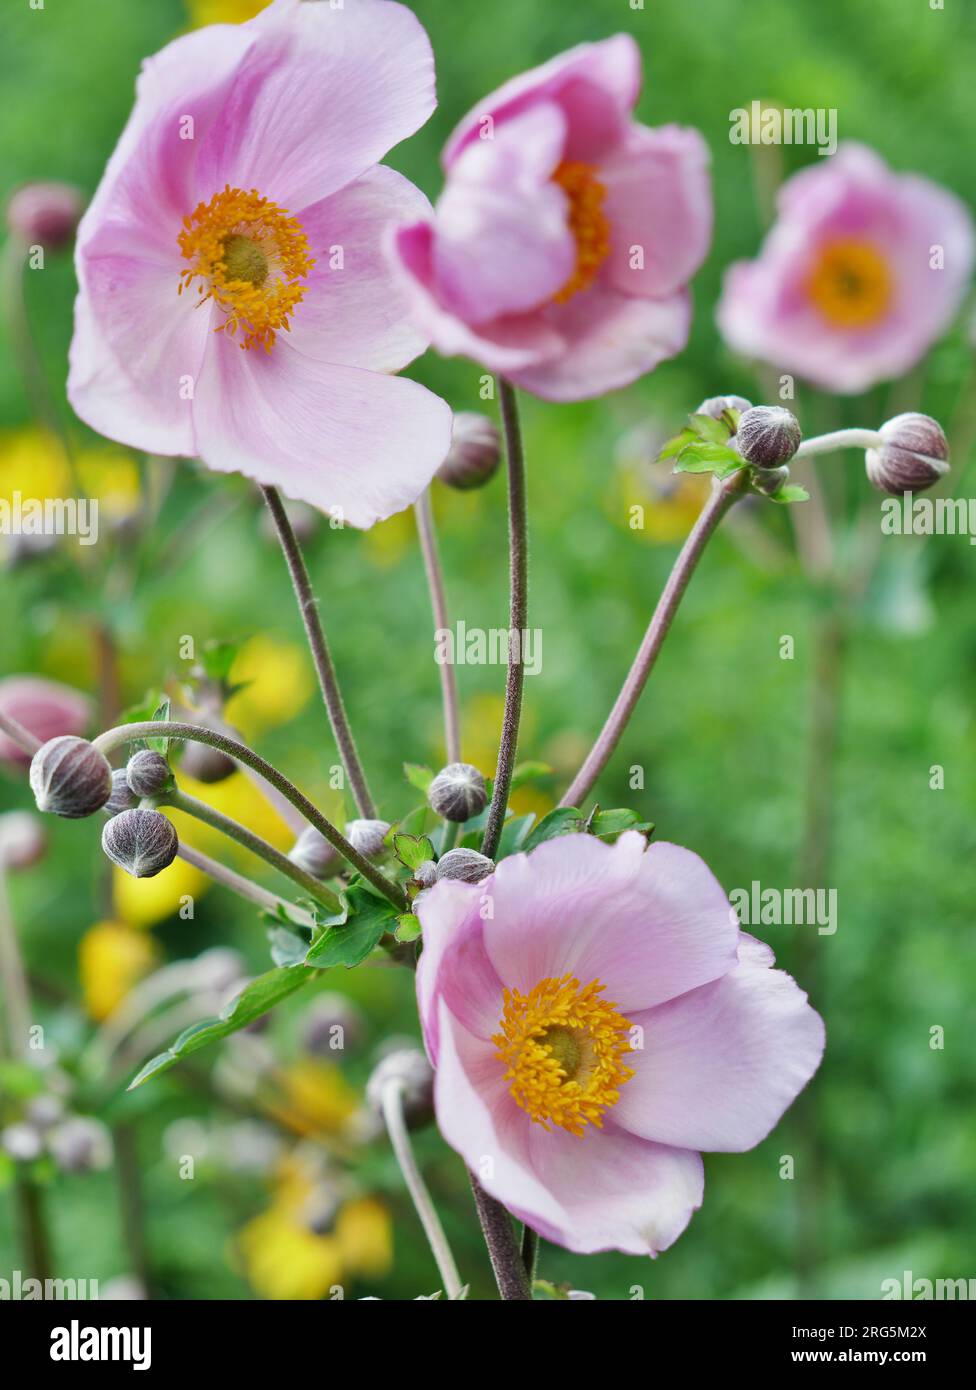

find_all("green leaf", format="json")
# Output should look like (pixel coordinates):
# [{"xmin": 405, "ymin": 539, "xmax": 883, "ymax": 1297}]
[
  {"xmin": 305, "ymin": 885, "xmax": 398, "ymax": 969},
  {"xmin": 674, "ymin": 442, "xmax": 745, "ymax": 477},
  {"xmin": 128, "ymin": 965, "xmax": 313, "ymax": 1089},
  {"xmin": 394, "ymin": 913, "xmax": 422, "ymax": 943},
  {"xmin": 147, "ymin": 698, "xmax": 171, "ymax": 756},
  {"xmin": 688, "ymin": 412, "xmax": 733, "ymax": 444},
  {"xmin": 268, "ymin": 925, "xmax": 311, "ymax": 967},
  {"xmin": 586, "ymin": 807, "xmax": 655, "ymax": 842},
  {"xmin": 403, "ymin": 763, "xmax": 433, "ymax": 793},
  {"xmin": 522, "ymin": 806, "xmax": 582, "ymax": 852},
  {"xmin": 496, "ymin": 812, "xmax": 537, "ymax": 859},
  {"xmin": 657, "ymin": 426, "xmax": 697, "ymax": 462},
  {"xmin": 199, "ymin": 637, "xmax": 246, "ymax": 685},
  {"xmin": 393, "ymin": 832, "xmax": 435, "ymax": 871},
  {"xmin": 766, "ymin": 484, "xmax": 810, "ymax": 504},
  {"xmin": 510, "ymin": 761, "xmax": 553, "ymax": 791}
]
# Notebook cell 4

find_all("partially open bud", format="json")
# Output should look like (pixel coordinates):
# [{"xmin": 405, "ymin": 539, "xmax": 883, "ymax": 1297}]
[
  {"xmin": 436, "ymin": 412, "xmax": 501, "ymax": 490},
  {"xmin": 102, "ymin": 809, "xmax": 178, "ymax": 878},
  {"xmin": 289, "ymin": 825, "xmax": 339, "ymax": 879},
  {"xmin": 0, "ymin": 811, "xmax": 46, "ymax": 870},
  {"xmin": 6, "ymin": 181, "xmax": 84, "ymax": 251},
  {"xmin": 435, "ymin": 847, "xmax": 494, "ymax": 884},
  {"xmin": 735, "ymin": 406, "xmax": 802, "ymax": 468},
  {"xmin": 125, "ymin": 749, "xmax": 171, "ymax": 798},
  {"xmin": 345, "ymin": 818, "xmax": 390, "ymax": 860},
  {"xmin": 695, "ymin": 394, "xmax": 752, "ymax": 424},
  {"xmin": 30, "ymin": 736, "xmax": 112, "ymax": 819},
  {"xmin": 428, "ymin": 762, "xmax": 487, "ymax": 822},
  {"xmin": 366, "ymin": 1048, "xmax": 435, "ymax": 1129},
  {"xmin": 105, "ymin": 767, "xmax": 139, "ymax": 816},
  {"xmin": 865, "ymin": 413, "xmax": 949, "ymax": 495}
]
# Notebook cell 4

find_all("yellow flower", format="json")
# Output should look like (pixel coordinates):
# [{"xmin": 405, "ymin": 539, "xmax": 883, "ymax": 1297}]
[
  {"xmin": 0, "ymin": 428, "xmax": 140, "ymax": 525},
  {"xmin": 224, "ymin": 634, "xmax": 313, "ymax": 736},
  {"xmin": 459, "ymin": 693, "xmax": 553, "ymax": 820},
  {"xmin": 336, "ymin": 1197, "xmax": 392, "ymax": 1279},
  {"xmin": 112, "ymin": 853, "xmax": 209, "ymax": 929},
  {"xmin": 78, "ymin": 920, "xmax": 159, "ymax": 1021},
  {"xmin": 362, "ymin": 507, "xmax": 414, "ymax": 569},
  {"xmin": 185, "ymin": 0, "xmax": 270, "ymax": 25},
  {"xmin": 274, "ymin": 1061, "xmax": 360, "ymax": 1137}
]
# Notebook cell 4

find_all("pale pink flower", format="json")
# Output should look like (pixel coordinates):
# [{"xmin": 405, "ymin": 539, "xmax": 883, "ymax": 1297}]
[
  {"xmin": 388, "ymin": 37, "xmax": 712, "ymax": 402},
  {"xmin": 717, "ymin": 143, "xmax": 975, "ymax": 395},
  {"xmin": 68, "ymin": 0, "xmax": 452, "ymax": 528},
  {"xmin": 416, "ymin": 832, "xmax": 824, "ymax": 1255},
  {"xmin": 0, "ymin": 676, "xmax": 90, "ymax": 768}
]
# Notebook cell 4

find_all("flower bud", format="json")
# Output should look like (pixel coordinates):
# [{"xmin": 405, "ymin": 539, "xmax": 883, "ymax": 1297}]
[
  {"xmin": 752, "ymin": 465, "xmax": 791, "ymax": 496},
  {"xmin": 6, "ymin": 181, "xmax": 84, "ymax": 250},
  {"xmin": 125, "ymin": 749, "xmax": 171, "ymax": 798},
  {"xmin": 300, "ymin": 992, "xmax": 365, "ymax": 1056},
  {"xmin": 105, "ymin": 767, "xmax": 139, "ymax": 816},
  {"xmin": 366, "ymin": 1048, "xmax": 435, "ymax": 1129},
  {"xmin": 345, "ymin": 818, "xmax": 390, "ymax": 860},
  {"xmin": 102, "ymin": 809, "xmax": 178, "ymax": 878},
  {"xmin": 435, "ymin": 847, "xmax": 494, "ymax": 884},
  {"xmin": 30, "ymin": 736, "xmax": 112, "ymax": 819},
  {"xmin": 47, "ymin": 1116, "xmax": 112, "ymax": 1174},
  {"xmin": 436, "ymin": 412, "xmax": 501, "ymax": 490},
  {"xmin": 175, "ymin": 707, "xmax": 238, "ymax": 783},
  {"xmin": 695, "ymin": 394, "xmax": 752, "ymax": 423},
  {"xmin": 428, "ymin": 762, "xmax": 487, "ymax": 822},
  {"xmin": 735, "ymin": 406, "xmax": 802, "ymax": 468},
  {"xmin": 289, "ymin": 825, "xmax": 339, "ymax": 878},
  {"xmin": 865, "ymin": 413, "xmax": 949, "ymax": 495},
  {"xmin": 413, "ymin": 859, "xmax": 437, "ymax": 889},
  {"xmin": 0, "ymin": 811, "xmax": 46, "ymax": 870}
]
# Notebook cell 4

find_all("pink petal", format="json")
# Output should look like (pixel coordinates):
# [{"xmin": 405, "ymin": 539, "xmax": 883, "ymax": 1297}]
[
  {"xmin": 195, "ymin": 0, "xmax": 437, "ymax": 211},
  {"xmin": 444, "ymin": 35, "xmax": 641, "ymax": 168},
  {"xmin": 415, "ymin": 881, "xmax": 503, "ymax": 1063},
  {"xmin": 600, "ymin": 124, "xmax": 713, "ymax": 299},
  {"xmin": 192, "ymin": 340, "xmax": 452, "ymax": 528},
  {"xmin": 0, "ymin": 678, "xmax": 91, "ymax": 767},
  {"xmin": 286, "ymin": 167, "xmax": 434, "ymax": 372},
  {"xmin": 481, "ymin": 834, "xmax": 738, "ymax": 1014},
  {"xmin": 614, "ymin": 938, "xmax": 825, "ymax": 1152},
  {"xmin": 509, "ymin": 283, "xmax": 693, "ymax": 401}
]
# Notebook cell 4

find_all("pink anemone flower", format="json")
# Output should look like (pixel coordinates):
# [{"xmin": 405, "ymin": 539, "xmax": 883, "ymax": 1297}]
[
  {"xmin": 388, "ymin": 36, "xmax": 712, "ymax": 402},
  {"xmin": 416, "ymin": 832, "xmax": 824, "ymax": 1256},
  {"xmin": 0, "ymin": 677, "xmax": 91, "ymax": 768},
  {"xmin": 68, "ymin": 0, "xmax": 452, "ymax": 529},
  {"xmin": 717, "ymin": 143, "xmax": 975, "ymax": 395}
]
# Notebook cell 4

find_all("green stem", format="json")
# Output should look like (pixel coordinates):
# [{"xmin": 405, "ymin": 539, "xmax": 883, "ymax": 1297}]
[
  {"xmin": 176, "ymin": 843, "xmax": 314, "ymax": 926},
  {"xmin": 92, "ymin": 721, "xmax": 407, "ymax": 912},
  {"xmin": 163, "ymin": 788, "xmax": 341, "ymax": 914},
  {"xmin": 481, "ymin": 380, "xmax": 528, "ymax": 860}
]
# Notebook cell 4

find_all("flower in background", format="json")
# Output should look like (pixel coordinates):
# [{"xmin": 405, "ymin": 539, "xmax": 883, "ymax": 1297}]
[
  {"xmin": 717, "ymin": 143, "xmax": 975, "ymax": 394},
  {"xmin": 0, "ymin": 675, "xmax": 90, "ymax": 767},
  {"xmin": 111, "ymin": 853, "xmax": 209, "ymax": 929},
  {"xmin": 416, "ymin": 832, "xmax": 824, "ymax": 1255},
  {"xmin": 186, "ymin": 0, "xmax": 270, "ymax": 27},
  {"xmin": 223, "ymin": 633, "xmax": 312, "ymax": 737},
  {"xmin": 69, "ymin": 0, "xmax": 451, "ymax": 528},
  {"xmin": 611, "ymin": 420, "xmax": 710, "ymax": 545},
  {"xmin": 388, "ymin": 36, "xmax": 712, "ymax": 401},
  {"xmin": 78, "ymin": 920, "xmax": 159, "ymax": 1021}
]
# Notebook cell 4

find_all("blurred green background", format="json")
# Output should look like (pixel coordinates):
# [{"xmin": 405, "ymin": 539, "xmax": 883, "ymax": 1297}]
[{"xmin": 1, "ymin": 0, "xmax": 974, "ymax": 1300}]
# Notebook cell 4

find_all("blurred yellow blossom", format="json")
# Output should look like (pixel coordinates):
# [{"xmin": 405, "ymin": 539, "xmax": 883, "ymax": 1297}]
[
  {"xmin": 272, "ymin": 1060, "xmax": 360, "ymax": 1137},
  {"xmin": 0, "ymin": 428, "xmax": 140, "ymax": 528},
  {"xmin": 112, "ymin": 853, "xmax": 209, "ymax": 929},
  {"xmin": 460, "ymin": 692, "xmax": 553, "ymax": 820},
  {"xmin": 185, "ymin": 0, "xmax": 269, "ymax": 25},
  {"xmin": 610, "ymin": 422, "xmax": 709, "ymax": 545},
  {"xmin": 78, "ymin": 920, "xmax": 159, "ymax": 1021},
  {"xmin": 362, "ymin": 506, "xmax": 414, "ymax": 569},
  {"xmin": 224, "ymin": 634, "xmax": 313, "ymax": 736}
]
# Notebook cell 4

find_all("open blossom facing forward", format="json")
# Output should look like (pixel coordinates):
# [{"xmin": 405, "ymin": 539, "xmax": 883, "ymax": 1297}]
[
  {"xmin": 717, "ymin": 143, "xmax": 975, "ymax": 395},
  {"xmin": 68, "ymin": 0, "xmax": 452, "ymax": 528},
  {"xmin": 388, "ymin": 37, "xmax": 712, "ymax": 402},
  {"xmin": 416, "ymin": 833, "xmax": 824, "ymax": 1255}
]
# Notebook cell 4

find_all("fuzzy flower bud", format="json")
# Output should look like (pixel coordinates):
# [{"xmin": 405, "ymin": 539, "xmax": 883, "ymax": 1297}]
[
  {"xmin": 105, "ymin": 767, "xmax": 139, "ymax": 816},
  {"xmin": 29, "ymin": 736, "xmax": 112, "ymax": 819},
  {"xmin": 735, "ymin": 406, "xmax": 802, "ymax": 468},
  {"xmin": 865, "ymin": 413, "xmax": 949, "ymax": 495},
  {"xmin": 413, "ymin": 859, "xmax": 437, "ymax": 889},
  {"xmin": 102, "ymin": 809, "xmax": 178, "ymax": 878},
  {"xmin": 288, "ymin": 825, "xmax": 339, "ymax": 879},
  {"xmin": 695, "ymin": 394, "xmax": 752, "ymax": 423},
  {"xmin": 0, "ymin": 811, "xmax": 46, "ymax": 870},
  {"xmin": 176, "ymin": 708, "xmax": 238, "ymax": 783},
  {"xmin": 752, "ymin": 465, "xmax": 791, "ymax": 496},
  {"xmin": 6, "ymin": 181, "xmax": 84, "ymax": 250},
  {"xmin": 367, "ymin": 1047, "xmax": 435, "ymax": 1129},
  {"xmin": 435, "ymin": 847, "xmax": 494, "ymax": 884},
  {"xmin": 345, "ymin": 818, "xmax": 390, "ymax": 860},
  {"xmin": 436, "ymin": 412, "xmax": 501, "ymax": 490},
  {"xmin": 428, "ymin": 762, "xmax": 487, "ymax": 822},
  {"xmin": 125, "ymin": 748, "xmax": 171, "ymax": 798}
]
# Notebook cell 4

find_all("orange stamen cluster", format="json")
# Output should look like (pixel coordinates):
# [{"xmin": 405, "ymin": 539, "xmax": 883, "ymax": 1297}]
[
  {"xmin": 178, "ymin": 185, "xmax": 314, "ymax": 352},
  {"xmin": 805, "ymin": 236, "xmax": 893, "ymax": 329},
  {"xmin": 493, "ymin": 974, "xmax": 635, "ymax": 1137},
  {"xmin": 551, "ymin": 161, "xmax": 611, "ymax": 303}
]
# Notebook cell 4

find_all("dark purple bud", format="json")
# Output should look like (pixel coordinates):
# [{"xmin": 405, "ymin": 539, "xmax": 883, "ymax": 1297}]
[
  {"xmin": 289, "ymin": 825, "xmax": 339, "ymax": 879},
  {"xmin": 345, "ymin": 819, "xmax": 390, "ymax": 860},
  {"xmin": 102, "ymin": 809, "xmax": 178, "ymax": 878},
  {"xmin": 125, "ymin": 749, "xmax": 171, "ymax": 798},
  {"xmin": 436, "ymin": 412, "xmax": 501, "ymax": 490},
  {"xmin": 865, "ymin": 413, "xmax": 949, "ymax": 495},
  {"xmin": 736, "ymin": 406, "xmax": 802, "ymax": 468},
  {"xmin": 105, "ymin": 767, "xmax": 139, "ymax": 815},
  {"xmin": 435, "ymin": 847, "xmax": 494, "ymax": 884},
  {"xmin": 413, "ymin": 859, "xmax": 437, "ymax": 889},
  {"xmin": 30, "ymin": 736, "xmax": 112, "ymax": 819},
  {"xmin": 428, "ymin": 762, "xmax": 487, "ymax": 822},
  {"xmin": 6, "ymin": 181, "xmax": 83, "ymax": 250}
]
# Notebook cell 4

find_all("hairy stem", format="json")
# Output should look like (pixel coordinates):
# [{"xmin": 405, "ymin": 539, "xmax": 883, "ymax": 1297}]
[
  {"xmin": 414, "ymin": 489, "xmax": 461, "ymax": 764},
  {"xmin": 380, "ymin": 1079, "xmax": 463, "ymax": 1299},
  {"xmin": 176, "ymin": 843, "xmax": 314, "ymax": 925},
  {"xmin": 795, "ymin": 428, "xmax": 882, "ymax": 458},
  {"xmin": 92, "ymin": 721, "xmax": 407, "ymax": 911},
  {"xmin": 260, "ymin": 484, "xmax": 376, "ymax": 818},
  {"xmin": 468, "ymin": 1172, "xmax": 532, "ymax": 1300},
  {"xmin": 481, "ymin": 380, "xmax": 528, "ymax": 859},
  {"xmin": 163, "ymin": 788, "xmax": 341, "ymax": 914},
  {"xmin": 561, "ymin": 471, "xmax": 746, "ymax": 808}
]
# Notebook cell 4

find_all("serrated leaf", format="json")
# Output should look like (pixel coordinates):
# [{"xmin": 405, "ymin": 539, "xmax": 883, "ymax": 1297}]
[
  {"xmin": 147, "ymin": 698, "xmax": 171, "ymax": 755},
  {"xmin": 403, "ymin": 763, "xmax": 433, "ymax": 793},
  {"xmin": 586, "ymin": 808, "xmax": 655, "ymax": 842},
  {"xmin": 522, "ymin": 806, "xmax": 582, "ymax": 852},
  {"xmin": 305, "ymin": 886, "xmax": 398, "ymax": 968},
  {"xmin": 674, "ymin": 442, "xmax": 745, "ymax": 477},
  {"xmin": 657, "ymin": 426, "xmax": 697, "ymax": 462},
  {"xmin": 394, "ymin": 913, "xmax": 422, "ymax": 943},
  {"xmin": 128, "ymin": 965, "xmax": 313, "ymax": 1089},
  {"xmin": 510, "ymin": 761, "xmax": 553, "ymax": 791},
  {"xmin": 393, "ymin": 832, "xmax": 435, "ymax": 871},
  {"xmin": 766, "ymin": 484, "xmax": 810, "ymax": 504},
  {"xmin": 688, "ymin": 412, "xmax": 733, "ymax": 444}
]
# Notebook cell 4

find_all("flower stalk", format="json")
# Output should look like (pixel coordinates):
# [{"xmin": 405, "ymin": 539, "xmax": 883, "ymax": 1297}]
[
  {"xmin": 414, "ymin": 488, "xmax": 461, "ymax": 764},
  {"xmin": 468, "ymin": 1172, "xmax": 532, "ymax": 1300}
]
